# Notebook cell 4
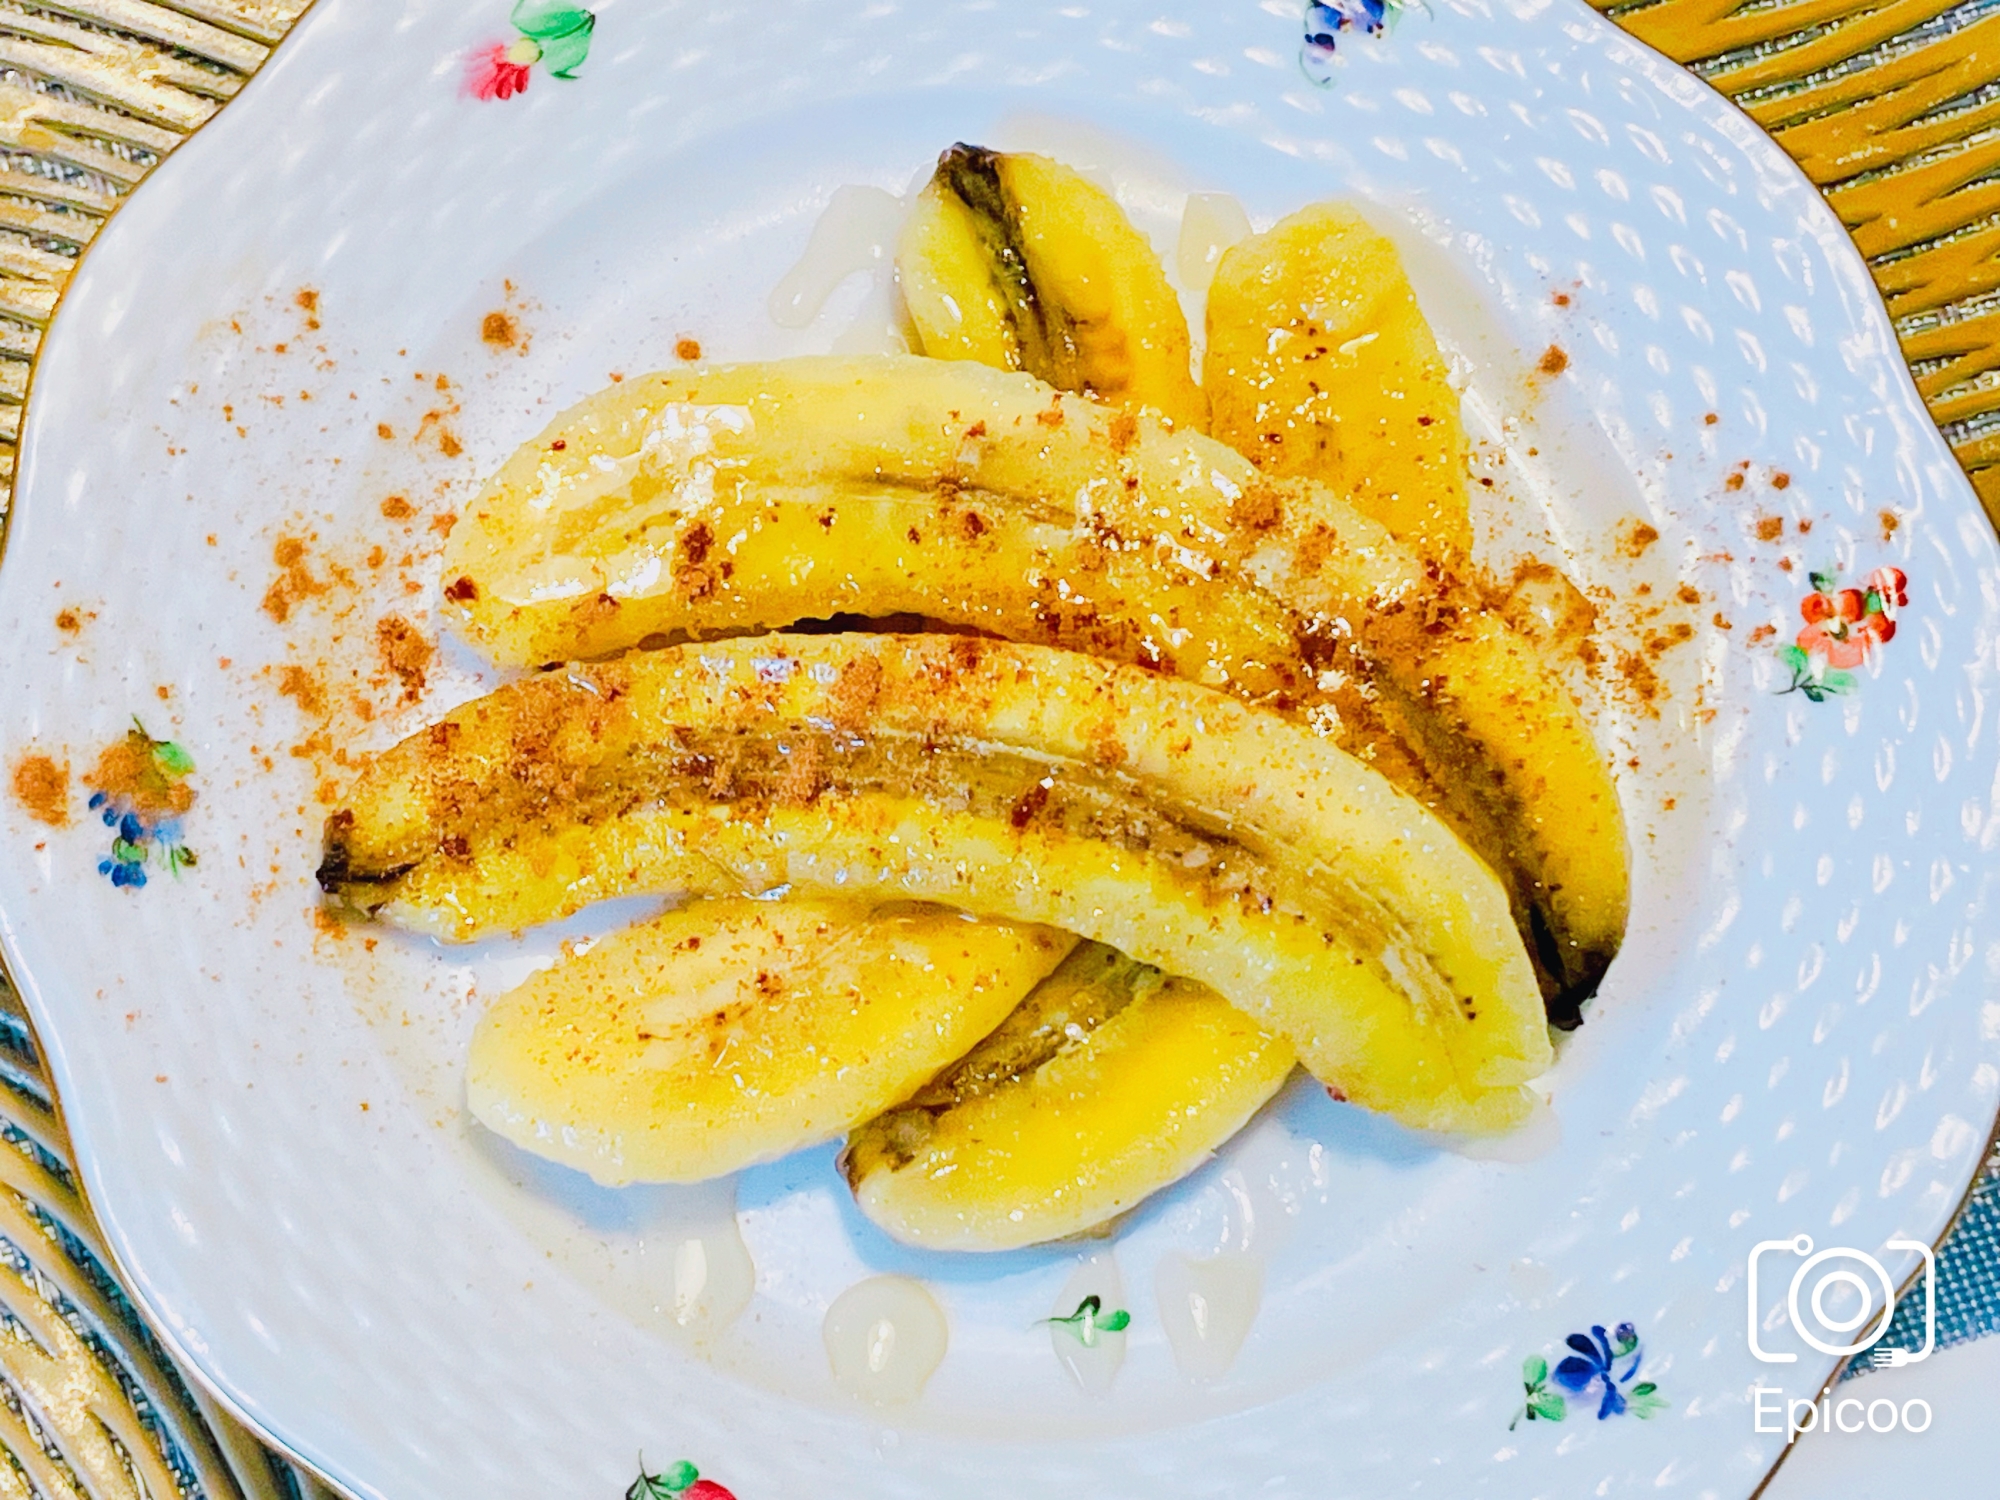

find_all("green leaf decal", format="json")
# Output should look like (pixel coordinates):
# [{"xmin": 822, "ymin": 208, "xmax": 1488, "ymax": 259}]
[
  {"xmin": 1511, "ymin": 1352, "xmax": 1569, "ymax": 1429},
  {"xmin": 153, "ymin": 740, "xmax": 195, "ymax": 776},
  {"xmin": 1628, "ymin": 1382, "xmax": 1670, "ymax": 1419},
  {"xmin": 1045, "ymin": 1294, "xmax": 1131, "ymax": 1347},
  {"xmin": 625, "ymin": 1458, "xmax": 698, "ymax": 1500},
  {"xmin": 511, "ymin": 0, "xmax": 590, "ymax": 38},
  {"xmin": 512, "ymin": 0, "xmax": 593, "ymax": 75}
]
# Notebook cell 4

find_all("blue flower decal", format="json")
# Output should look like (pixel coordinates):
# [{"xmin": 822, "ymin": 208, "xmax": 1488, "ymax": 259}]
[
  {"xmin": 1512, "ymin": 1321, "xmax": 1668, "ymax": 1429},
  {"xmin": 1301, "ymin": 0, "xmax": 1397, "ymax": 85},
  {"xmin": 86, "ymin": 720, "xmax": 197, "ymax": 890}
]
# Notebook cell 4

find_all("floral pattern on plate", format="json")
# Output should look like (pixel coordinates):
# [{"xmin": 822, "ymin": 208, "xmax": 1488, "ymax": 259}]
[
  {"xmin": 468, "ymin": 0, "xmax": 595, "ymax": 101},
  {"xmin": 1778, "ymin": 566, "xmax": 1908, "ymax": 703},
  {"xmin": 1044, "ymin": 1295, "xmax": 1131, "ymax": 1347},
  {"xmin": 86, "ymin": 721, "xmax": 196, "ymax": 889},
  {"xmin": 1301, "ymin": 0, "xmax": 1402, "ymax": 85},
  {"xmin": 627, "ymin": 1459, "xmax": 735, "ymax": 1500},
  {"xmin": 1511, "ymin": 1322, "xmax": 1668, "ymax": 1429}
]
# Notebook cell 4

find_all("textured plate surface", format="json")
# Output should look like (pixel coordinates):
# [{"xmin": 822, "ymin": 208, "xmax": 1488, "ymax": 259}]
[{"xmin": 1, "ymin": 0, "xmax": 1998, "ymax": 1496}]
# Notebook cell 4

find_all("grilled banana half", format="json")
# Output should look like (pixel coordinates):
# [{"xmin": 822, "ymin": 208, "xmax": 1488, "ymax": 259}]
[
  {"xmin": 441, "ymin": 355, "xmax": 1626, "ymax": 1013},
  {"xmin": 898, "ymin": 144, "xmax": 1206, "ymax": 429},
  {"xmin": 466, "ymin": 898, "xmax": 1073, "ymax": 1184},
  {"xmin": 842, "ymin": 942, "xmax": 1296, "ymax": 1251},
  {"xmin": 1205, "ymin": 203, "xmax": 1471, "ymax": 560},
  {"xmin": 321, "ymin": 635, "xmax": 1551, "ymax": 1134}
]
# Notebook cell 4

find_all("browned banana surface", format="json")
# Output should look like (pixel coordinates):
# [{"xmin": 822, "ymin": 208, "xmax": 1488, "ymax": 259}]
[
  {"xmin": 900, "ymin": 145, "xmax": 1206, "ymax": 428},
  {"xmin": 1205, "ymin": 202, "xmax": 1472, "ymax": 559},
  {"xmin": 468, "ymin": 898, "xmax": 1074, "ymax": 1185},
  {"xmin": 320, "ymin": 635, "xmax": 1551, "ymax": 1134},
  {"xmin": 443, "ymin": 357, "xmax": 1624, "ymax": 1013},
  {"xmin": 842, "ymin": 942, "xmax": 1297, "ymax": 1250}
]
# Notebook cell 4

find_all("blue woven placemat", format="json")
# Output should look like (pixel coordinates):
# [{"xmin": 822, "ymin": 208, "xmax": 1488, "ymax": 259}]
[{"xmin": 1845, "ymin": 1149, "xmax": 2000, "ymax": 1377}]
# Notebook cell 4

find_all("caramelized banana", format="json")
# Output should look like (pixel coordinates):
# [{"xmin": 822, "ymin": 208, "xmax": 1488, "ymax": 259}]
[
  {"xmin": 441, "ymin": 356, "xmax": 1625, "ymax": 1011},
  {"xmin": 842, "ymin": 942, "xmax": 1296, "ymax": 1250},
  {"xmin": 321, "ymin": 635, "xmax": 1551, "ymax": 1134},
  {"xmin": 898, "ymin": 145, "xmax": 1205, "ymax": 428},
  {"xmin": 1206, "ymin": 202, "xmax": 1471, "ymax": 558},
  {"xmin": 467, "ymin": 898, "xmax": 1073, "ymax": 1184}
]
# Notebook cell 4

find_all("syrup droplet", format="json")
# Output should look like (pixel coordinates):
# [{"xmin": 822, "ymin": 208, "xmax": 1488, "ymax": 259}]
[
  {"xmin": 769, "ymin": 185, "xmax": 907, "ymax": 330},
  {"xmin": 1154, "ymin": 1251, "xmax": 1262, "ymax": 1381},
  {"xmin": 632, "ymin": 1180, "xmax": 755, "ymax": 1342},
  {"xmin": 1443, "ymin": 1090, "xmax": 1561, "ymax": 1162},
  {"xmin": 823, "ymin": 1275, "xmax": 948, "ymax": 1405},
  {"xmin": 1176, "ymin": 192, "xmax": 1253, "ymax": 299}
]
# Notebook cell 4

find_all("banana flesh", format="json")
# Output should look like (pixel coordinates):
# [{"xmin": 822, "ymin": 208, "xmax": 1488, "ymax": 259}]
[
  {"xmin": 1205, "ymin": 203, "xmax": 1472, "ymax": 558},
  {"xmin": 443, "ymin": 473, "xmax": 1319, "ymax": 703},
  {"xmin": 320, "ymin": 634, "xmax": 1552, "ymax": 1133},
  {"xmin": 898, "ymin": 144, "xmax": 1206, "ymax": 429},
  {"xmin": 842, "ymin": 942, "xmax": 1297, "ymax": 1251},
  {"xmin": 440, "ymin": 355, "xmax": 1625, "ymax": 1010},
  {"xmin": 466, "ymin": 898, "xmax": 1073, "ymax": 1184}
]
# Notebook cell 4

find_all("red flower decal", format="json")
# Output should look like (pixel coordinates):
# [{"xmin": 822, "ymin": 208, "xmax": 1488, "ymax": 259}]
[
  {"xmin": 465, "ymin": 4, "xmax": 596, "ymax": 100},
  {"xmin": 1779, "ymin": 565, "xmax": 1907, "ymax": 702},
  {"xmin": 467, "ymin": 39, "xmax": 537, "ymax": 100}
]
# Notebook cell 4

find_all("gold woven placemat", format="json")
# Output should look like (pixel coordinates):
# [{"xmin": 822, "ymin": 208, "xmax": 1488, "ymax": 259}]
[
  {"xmin": 0, "ymin": 1, "xmax": 1991, "ymax": 1495},
  {"xmin": 1593, "ymin": 0, "xmax": 2000, "ymax": 517}
]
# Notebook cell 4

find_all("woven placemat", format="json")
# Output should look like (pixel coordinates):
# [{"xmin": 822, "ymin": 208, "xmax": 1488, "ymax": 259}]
[{"xmin": 0, "ymin": 1, "xmax": 1992, "ymax": 1494}]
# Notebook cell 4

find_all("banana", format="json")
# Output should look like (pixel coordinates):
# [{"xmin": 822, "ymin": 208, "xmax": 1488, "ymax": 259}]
[
  {"xmin": 442, "ymin": 473, "xmax": 1318, "ymax": 703},
  {"xmin": 321, "ymin": 634, "xmax": 1551, "ymax": 1134},
  {"xmin": 898, "ymin": 145, "xmax": 1206, "ymax": 429},
  {"xmin": 466, "ymin": 898, "xmax": 1073, "ymax": 1184},
  {"xmin": 841, "ymin": 942, "xmax": 1296, "ymax": 1251},
  {"xmin": 1205, "ymin": 202, "xmax": 1472, "ymax": 559},
  {"xmin": 441, "ymin": 355, "xmax": 1625, "ymax": 1010}
]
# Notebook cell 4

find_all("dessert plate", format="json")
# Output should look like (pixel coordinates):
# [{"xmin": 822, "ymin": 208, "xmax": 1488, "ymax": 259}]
[{"xmin": 1, "ymin": 0, "xmax": 1996, "ymax": 1495}]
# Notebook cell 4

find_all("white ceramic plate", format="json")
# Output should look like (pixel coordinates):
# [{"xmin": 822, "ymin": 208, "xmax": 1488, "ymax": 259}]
[{"xmin": 2, "ymin": 0, "xmax": 1997, "ymax": 1495}]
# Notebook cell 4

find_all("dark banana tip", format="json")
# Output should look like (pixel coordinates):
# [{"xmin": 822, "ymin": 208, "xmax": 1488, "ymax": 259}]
[
  {"xmin": 937, "ymin": 142, "xmax": 1008, "ymax": 222},
  {"xmin": 940, "ymin": 140, "xmax": 999, "ymax": 174},
  {"xmin": 314, "ymin": 808, "xmax": 414, "ymax": 895},
  {"xmin": 315, "ymin": 810, "xmax": 354, "ymax": 893},
  {"xmin": 1544, "ymin": 951, "xmax": 1615, "ymax": 1033},
  {"xmin": 1525, "ymin": 902, "xmax": 1614, "ymax": 1031}
]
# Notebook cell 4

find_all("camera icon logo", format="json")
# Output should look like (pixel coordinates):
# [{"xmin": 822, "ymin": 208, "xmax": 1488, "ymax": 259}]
[{"xmin": 1747, "ymin": 1234, "xmax": 1935, "ymax": 1369}]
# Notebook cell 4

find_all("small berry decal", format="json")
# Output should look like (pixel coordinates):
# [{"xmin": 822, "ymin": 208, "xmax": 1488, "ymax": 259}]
[
  {"xmin": 1779, "ymin": 565, "xmax": 1907, "ymax": 702},
  {"xmin": 627, "ymin": 1458, "xmax": 735, "ymax": 1500}
]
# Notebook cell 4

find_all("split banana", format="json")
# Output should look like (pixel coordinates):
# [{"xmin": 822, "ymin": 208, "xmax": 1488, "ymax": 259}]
[
  {"xmin": 440, "ymin": 355, "xmax": 1625, "ymax": 1011},
  {"xmin": 842, "ymin": 942, "xmax": 1296, "ymax": 1251},
  {"xmin": 321, "ymin": 634, "xmax": 1552, "ymax": 1133},
  {"xmin": 898, "ymin": 144, "xmax": 1205, "ymax": 429},
  {"xmin": 1205, "ymin": 203, "xmax": 1472, "ymax": 558},
  {"xmin": 466, "ymin": 898, "xmax": 1073, "ymax": 1185}
]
